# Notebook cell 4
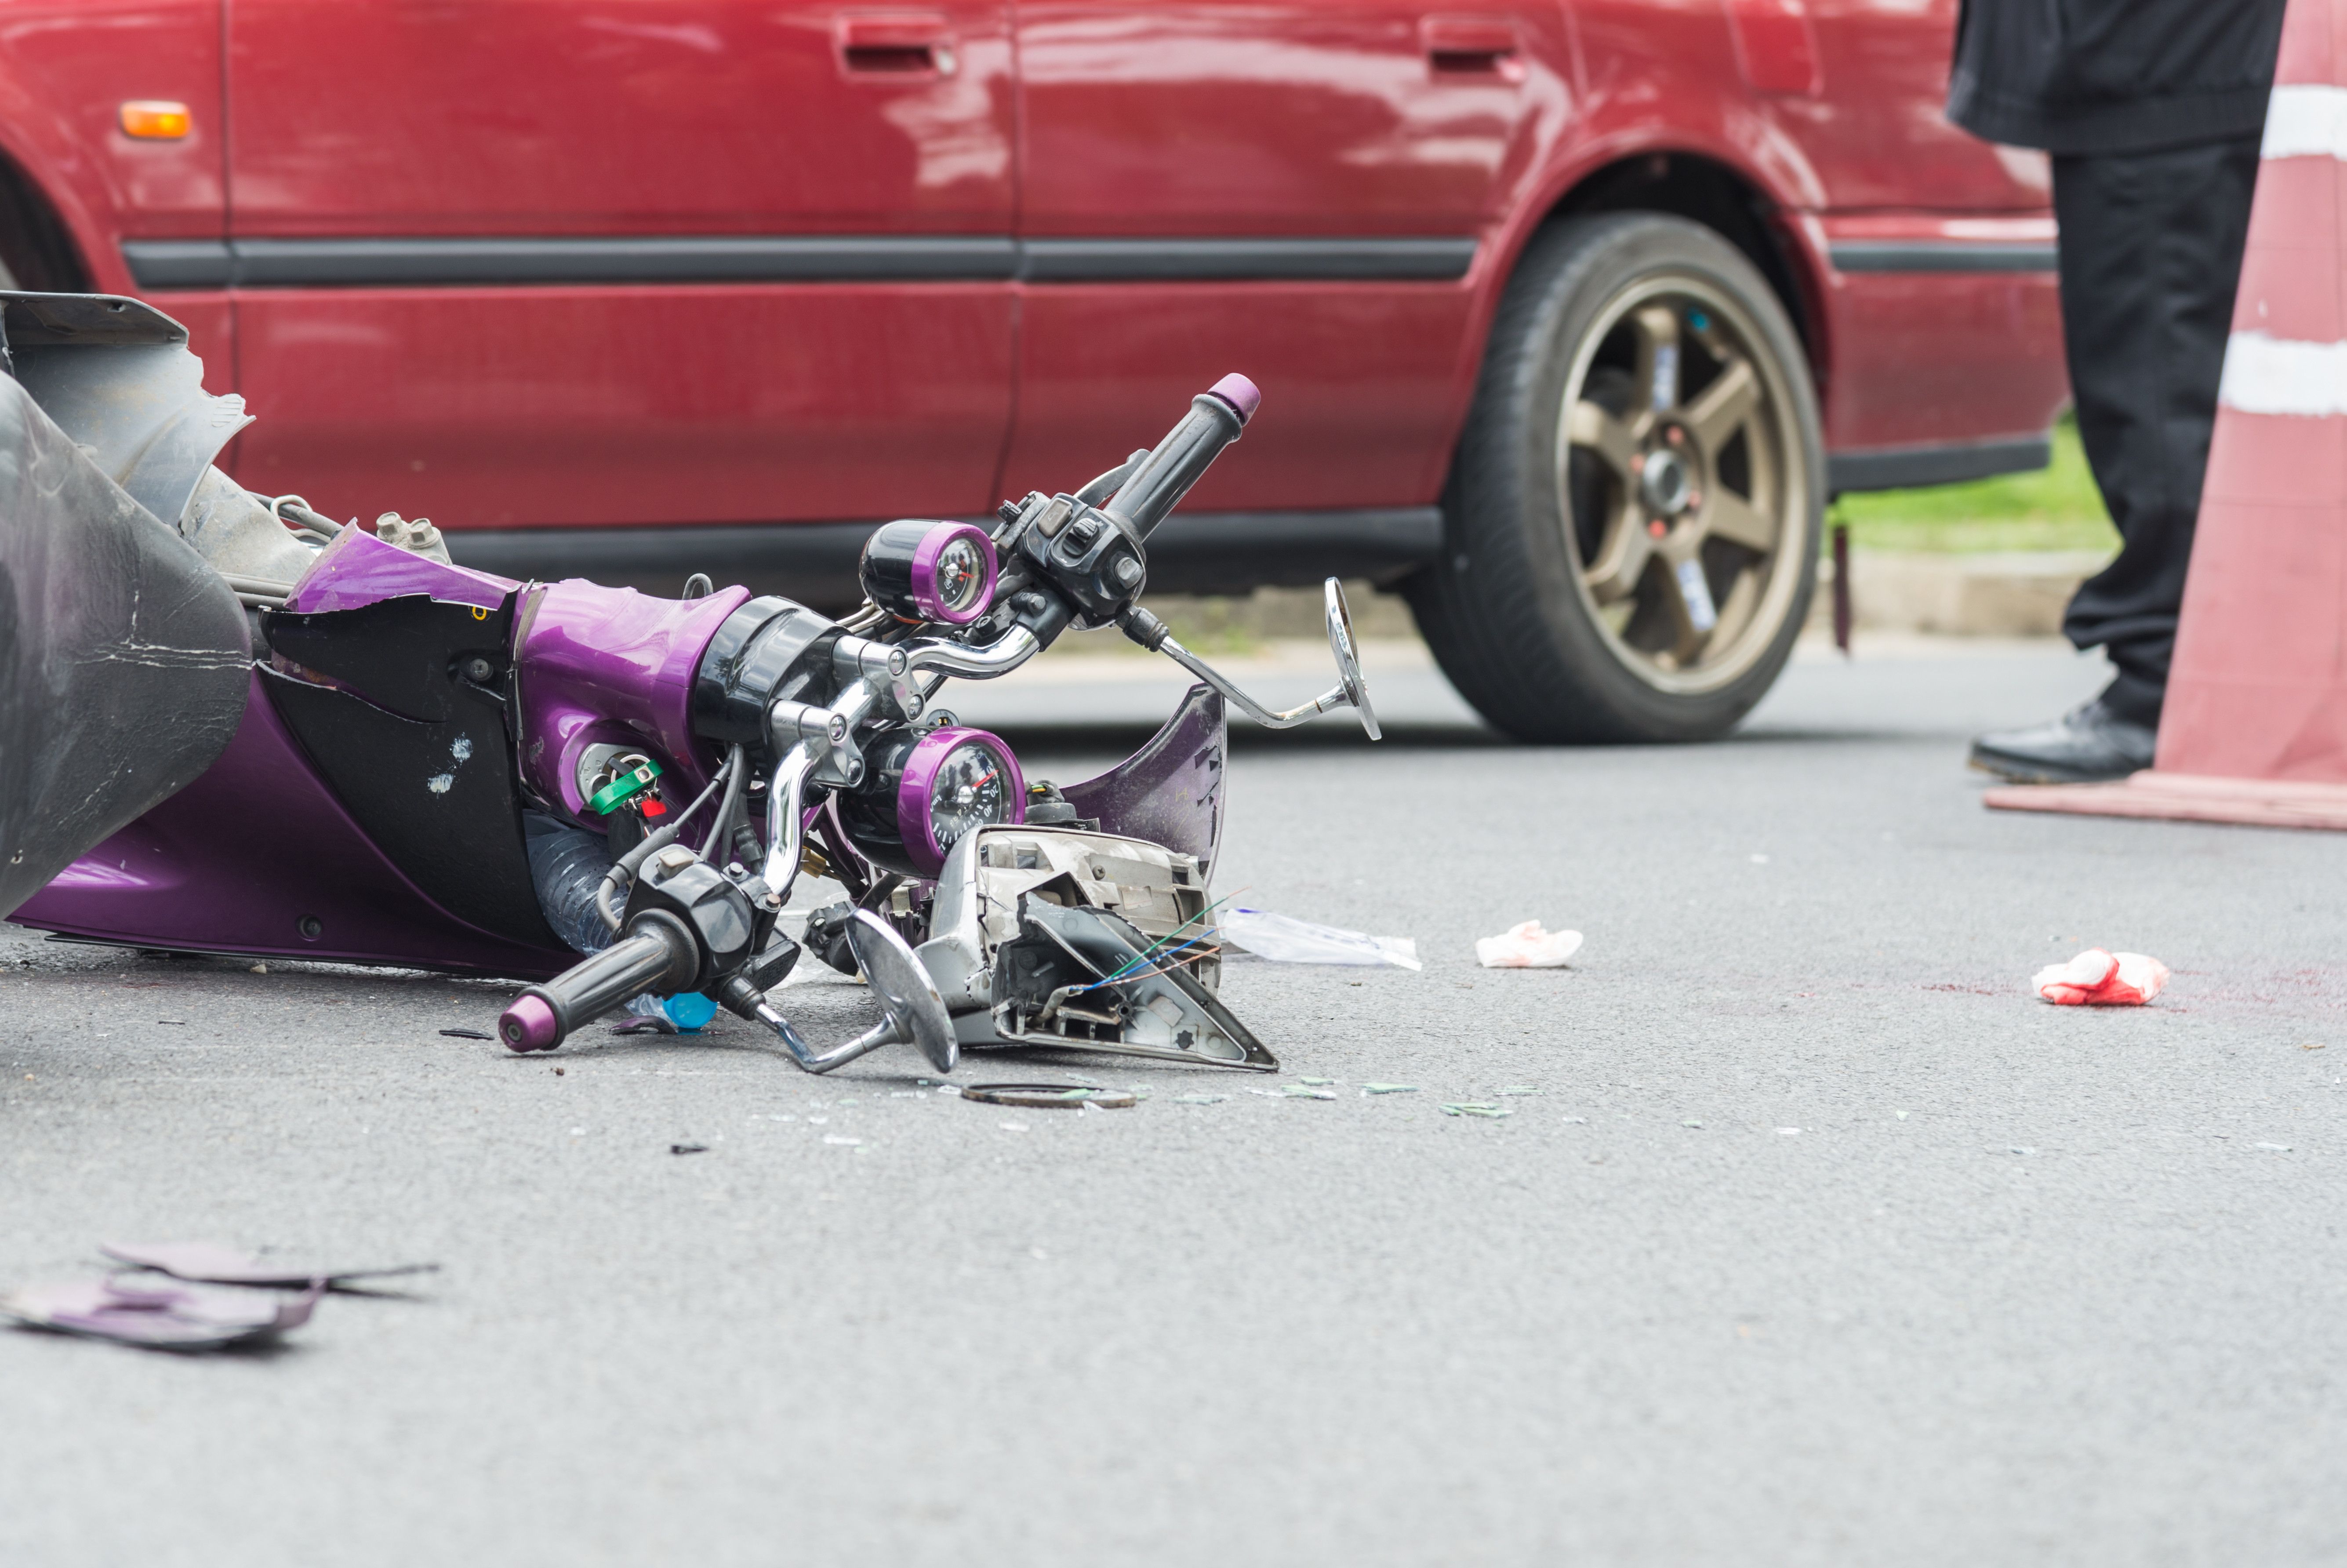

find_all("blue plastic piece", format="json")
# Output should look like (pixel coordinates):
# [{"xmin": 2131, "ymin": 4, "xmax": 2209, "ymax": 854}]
[{"xmin": 663, "ymin": 991, "xmax": 719, "ymax": 1031}]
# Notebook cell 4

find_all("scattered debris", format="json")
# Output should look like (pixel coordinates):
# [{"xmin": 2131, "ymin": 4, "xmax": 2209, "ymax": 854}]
[
  {"xmin": 1282, "ymin": 1084, "xmax": 1337, "ymax": 1100},
  {"xmin": 157, "ymin": 1019, "xmax": 185, "ymax": 1026},
  {"xmin": 1682, "ymin": 1118, "xmax": 1704, "ymax": 1128},
  {"xmin": 1173, "ymin": 1093, "xmax": 1227, "ymax": 1104},
  {"xmin": 1361, "ymin": 1083, "xmax": 1418, "ymax": 1095},
  {"xmin": 1220, "ymin": 908, "xmax": 1421, "ymax": 969},
  {"xmin": 1894, "ymin": 1110, "xmax": 1910, "ymax": 1120},
  {"xmin": 99, "ymin": 1241, "xmax": 437, "ymax": 1290},
  {"xmin": 2, "ymin": 1276, "xmax": 322, "ymax": 1350},
  {"xmin": 1439, "ymin": 1102, "xmax": 1512, "ymax": 1118},
  {"xmin": 1474, "ymin": 921, "xmax": 1584, "ymax": 969},
  {"xmin": 248, "ymin": 963, "xmax": 267, "ymax": 974},
  {"xmin": 999, "ymin": 1122, "xmax": 1029, "ymax": 1133},
  {"xmin": 1300, "ymin": 1076, "xmax": 1337, "ymax": 1085},
  {"xmin": 2032, "ymin": 948, "xmax": 2169, "ymax": 1005},
  {"xmin": 2303, "ymin": 1043, "xmax": 2327, "ymax": 1052},
  {"xmin": 960, "ymin": 1083, "xmax": 1137, "ymax": 1110},
  {"xmin": 670, "ymin": 1143, "xmax": 708, "ymax": 1155},
  {"xmin": 1777, "ymin": 1128, "xmax": 1802, "ymax": 1136},
  {"xmin": 440, "ymin": 1027, "xmax": 492, "ymax": 1040},
  {"xmin": 1498, "ymin": 1085, "xmax": 1539, "ymax": 1096},
  {"xmin": 2256, "ymin": 1141, "xmax": 2294, "ymax": 1151}
]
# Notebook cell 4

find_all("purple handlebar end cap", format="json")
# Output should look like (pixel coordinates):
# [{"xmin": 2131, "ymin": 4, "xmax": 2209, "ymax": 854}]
[
  {"xmin": 1206, "ymin": 373, "xmax": 1261, "ymax": 425},
  {"xmin": 500, "ymin": 994, "xmax": 561, "ymax": 1053}
]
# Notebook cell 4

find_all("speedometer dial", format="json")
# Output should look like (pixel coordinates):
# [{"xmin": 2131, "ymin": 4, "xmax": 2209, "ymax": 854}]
[{"xmin": 895, "ymin": 727, "xmax": 1025, "ymax": 875}]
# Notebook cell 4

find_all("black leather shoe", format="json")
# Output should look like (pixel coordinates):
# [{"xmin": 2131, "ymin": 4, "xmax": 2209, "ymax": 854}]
[{"xmin": 1969, "ymin": 699, "xmax": 2155, "ymax": 784}]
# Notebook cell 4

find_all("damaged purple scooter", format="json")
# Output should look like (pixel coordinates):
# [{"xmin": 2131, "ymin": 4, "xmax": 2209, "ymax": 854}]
[{"xmin": 1, "ymin": 292, "xmax": 1377, "ymax": 1076}]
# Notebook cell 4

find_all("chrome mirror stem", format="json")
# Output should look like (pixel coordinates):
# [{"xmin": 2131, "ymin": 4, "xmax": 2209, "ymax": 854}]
[
  {"xmin": 749, "ymin": 998, "xmax": 894, "ymax": 1074},
  {"xmin": 1155, "ymin": 635, "xmax": 1352, "ymax": 729}
]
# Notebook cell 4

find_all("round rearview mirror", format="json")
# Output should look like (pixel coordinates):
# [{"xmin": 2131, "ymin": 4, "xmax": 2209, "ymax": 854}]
[
  {"xmin": 1322, "ymin": 578, "xmax": 1381, "ymax": 740},
  {"xmin": 846, "ymin": 910, "xmax": 958, "ymax": 1072}
]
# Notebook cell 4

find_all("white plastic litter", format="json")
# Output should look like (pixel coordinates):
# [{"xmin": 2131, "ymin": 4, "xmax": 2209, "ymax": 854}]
[
  {"xmin": 2031, "ymin": 948, "xmax": 2169, "ymax": 1006},
  {"xmin": 1220, "ymin": 908, "xmax": 1421, "ymax": 969},
  {"xmin": 1474, "ymin": 920, "xmax": 1584, "ymax": 969}
]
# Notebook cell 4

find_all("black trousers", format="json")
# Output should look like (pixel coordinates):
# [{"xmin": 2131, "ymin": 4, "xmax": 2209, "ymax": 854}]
[{"xmin": 2052, "ymin": 135, "xmax": 2262, "ymax": 726}]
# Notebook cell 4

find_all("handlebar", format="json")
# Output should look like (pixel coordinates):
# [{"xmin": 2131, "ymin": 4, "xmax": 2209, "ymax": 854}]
[
  {"xmin": 1103, "ymin": 373, "xmax": 1258, "ymax": 538},
  {"xmin": 501, "ymin": 911, "xmax": 700, "ymax": 1052}
]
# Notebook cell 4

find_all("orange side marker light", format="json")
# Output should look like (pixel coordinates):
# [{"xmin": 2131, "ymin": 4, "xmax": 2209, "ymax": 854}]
[{"xmin": 120, "ymin": 101, "xmax": 192, "ymax": 140}]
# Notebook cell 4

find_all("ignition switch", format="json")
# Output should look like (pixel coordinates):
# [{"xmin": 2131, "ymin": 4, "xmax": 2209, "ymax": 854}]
[{"xmin": 585, "ymin": 752, "xmax": 670, "ymax": 857}]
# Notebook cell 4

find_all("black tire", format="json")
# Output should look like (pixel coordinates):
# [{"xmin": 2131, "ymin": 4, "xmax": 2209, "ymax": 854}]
[{"xmin": 1407, "ymin": 214, "xmax": 1824, "ymax": 743}]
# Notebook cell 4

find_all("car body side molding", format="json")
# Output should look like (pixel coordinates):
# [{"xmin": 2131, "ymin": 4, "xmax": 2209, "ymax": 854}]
[
  {"xmin": 1830, "ymin": 240, "xmax": 2059, "ymax": 274},
  {"xmin": 123, "ymin": 236, "xmax": 1479, "ymax": 290}
]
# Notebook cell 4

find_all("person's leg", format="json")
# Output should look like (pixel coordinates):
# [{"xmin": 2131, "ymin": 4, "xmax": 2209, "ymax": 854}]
[
  {"xmin": 1969, "ymin": 134, "xmax": 2262, "ymax": 782},
  {"xmin": 2058, "ymin": 134, "xmax": 2262, "ymax": 721}
]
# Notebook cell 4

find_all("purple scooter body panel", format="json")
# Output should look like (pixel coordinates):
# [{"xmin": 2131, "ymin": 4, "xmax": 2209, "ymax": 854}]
[
  {"xmin": 15, "ymin": 673, "xmax": 575, "ymax": 976},
  {"xmin": 1062, "ymin": 684, "xmax": 1227, "ymax": 880},
  {"xmin": 516, "ymin": 580, "xmax": 752, "ymax": 819},
  {"xmin": 286, "ymin": 525, "xmax": 517, "ymax": 614}
]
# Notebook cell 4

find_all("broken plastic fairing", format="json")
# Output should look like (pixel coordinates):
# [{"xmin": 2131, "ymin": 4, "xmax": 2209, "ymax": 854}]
[{"xmin": 915, "ymin": 825, "xmax": 1275, "ymax": 1071}]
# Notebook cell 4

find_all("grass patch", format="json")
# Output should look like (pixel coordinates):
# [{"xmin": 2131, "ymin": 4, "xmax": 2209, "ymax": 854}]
[{"xmin": 1834, "ymin": 413, "xmax": 2118, "ymax": 555}]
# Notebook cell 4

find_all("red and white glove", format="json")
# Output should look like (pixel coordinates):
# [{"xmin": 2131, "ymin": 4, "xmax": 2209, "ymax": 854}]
[{"xmin": 2032, "ymin": 948, "xmax": 2169, "ymax": 1006}]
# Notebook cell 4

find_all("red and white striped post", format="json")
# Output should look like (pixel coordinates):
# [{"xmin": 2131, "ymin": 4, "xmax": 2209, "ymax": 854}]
[{"xmin": 1987, "ymin": 0, "xmax": 2347, "ymax": 830}]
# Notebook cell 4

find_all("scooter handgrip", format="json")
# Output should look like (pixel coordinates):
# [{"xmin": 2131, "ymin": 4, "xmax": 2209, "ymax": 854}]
[
  {"xmin": 1105, "ymin": 375, "xmax": 1256, "ymax": 539},
  {"xmin": 500, "ymin": 912, "xmax": 698, "ymax": 1052}
]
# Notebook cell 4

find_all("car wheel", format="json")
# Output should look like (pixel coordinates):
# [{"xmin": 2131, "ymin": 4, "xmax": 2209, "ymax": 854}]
[{"xmin": 1408, "ymin": 213, "xmax": 1823, "ymax": 743}]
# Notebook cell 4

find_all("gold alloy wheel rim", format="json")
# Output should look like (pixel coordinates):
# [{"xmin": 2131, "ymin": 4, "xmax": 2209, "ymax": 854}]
[{"xmin": 1554, "ymin": 272, "xmax": 1807, "ymax": 695}]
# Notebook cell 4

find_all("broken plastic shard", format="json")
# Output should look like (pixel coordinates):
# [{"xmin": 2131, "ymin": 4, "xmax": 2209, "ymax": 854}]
[
  {"xmin": 1682, "ymin": 1118, "xmax": 1704, "ymax": 1128},
  {"xmin": 1282, "ymin": 1085, "xmax": 1337, "ymax": 1100},
  {"xmin": 1, "ymin": 1276, "xmax": 322, "ymax": 1350},
  {"xmin": 1173, "ymin": 1093, "xmax": 1227, "ymax": 1104},
  {"xmin": 439, "ymin": 1027, "xmax": 492, "ymax": 1040},
  {"xmin": 1361, "ymin": 1083, "xmax": 1418, "ymax": 1095},
  {"xmin": 960, "ymin": 1083, "xmax": 1137, "ymax": 1110},
  {"xmin": 1220, "ymin": 908, "xmax": 1421, "ymax": 970},
  {"xmin": 2256, "ymin": 1141, "xmax": 2293, "ymax": 1151},
  {"xmin": 1300, "ymin": 1076, "xmax": 1337, "ymax": 1085},
  {"xmin": 1439, "ymin": 1102, "xmax": 1511, "ymax": 1118},
  {"xmin": 99, "ymin": 1241, "xmax": 438, "ymax": 1289},
  {"xmin": 1474, "ymin": 921, "xmax": 1584, "ymax": 969}
]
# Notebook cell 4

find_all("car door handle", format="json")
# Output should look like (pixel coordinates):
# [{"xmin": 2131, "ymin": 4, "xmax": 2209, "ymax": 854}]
[
  {"xmin": 1422, "ymin": 16, "xmax": 1523, "ymax": 81},
  {"xmin": 836, "ymin": 14, "xmax": 958, "ymax": 77}
]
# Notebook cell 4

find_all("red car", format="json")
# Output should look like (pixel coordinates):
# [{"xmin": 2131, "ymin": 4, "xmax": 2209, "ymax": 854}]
[{"xmin": 0, "ymin": 0, "xmax": 2063, "ymax": 741}]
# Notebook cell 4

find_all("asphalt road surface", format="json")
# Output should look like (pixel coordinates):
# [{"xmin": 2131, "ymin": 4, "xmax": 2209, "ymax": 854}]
[{"xmin": 7, "ymin": 635, "xmax": 2343, "ymax": 1566}]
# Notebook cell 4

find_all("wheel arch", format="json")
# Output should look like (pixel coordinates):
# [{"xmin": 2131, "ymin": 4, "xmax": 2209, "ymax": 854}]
[
  {"xmin": 1536, "ymin": 152, "xmax": 1822, "ymax": 378},
  {"xmin": 0, "ymin": 138, "xmax": 92, "ymax": 293}
]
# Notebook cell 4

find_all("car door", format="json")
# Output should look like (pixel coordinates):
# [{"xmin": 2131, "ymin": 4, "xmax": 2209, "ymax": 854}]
[
  {"xmin": 1001, "ymin": 0, "xmax": 1566, "ymax": 516},
  {"xmin": 1762, "ymin": 0, "xmax": 2048, "ymax": 211},
  {"xmin": 1734, "ymin": 0, "xmax": 2065, "ymax": 457},
  {"xmin": 220, "ymin": 0, "xmax": 1017, "ymax": 536}
]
